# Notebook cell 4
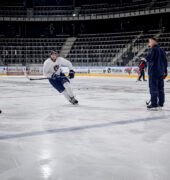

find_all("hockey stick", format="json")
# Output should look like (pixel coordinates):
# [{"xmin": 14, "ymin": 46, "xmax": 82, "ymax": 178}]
[
  {"xmin": 23, "ymin": 69, "xmax": 91, "ymax": 91},
  {"xmin": 146, "ymin": 99, "xmax": 151, "ymax": 106},
  {"xmin": 28, "ymin": 76, "xmax": 69, "ymax": 81},
  {"xmin": 23, "ymin": 69, "xmax": 69, "ymax": 81},
  {"xmin": 23, "ymin": 69, "xmax": 50, "ymax": 81},
  {"xmin": 28, "ymin": 77, "xmax": 51, "ymax": 81}
]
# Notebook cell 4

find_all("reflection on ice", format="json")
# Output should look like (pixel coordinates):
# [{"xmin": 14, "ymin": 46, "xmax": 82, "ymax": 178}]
[{"xmin": 41, "ymin": 164, "xmax": 51, "ymax": 179}]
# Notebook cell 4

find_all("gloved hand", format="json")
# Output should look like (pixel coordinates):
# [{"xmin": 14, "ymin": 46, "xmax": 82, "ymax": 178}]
[
  {"xmin": 51, "ymin": 73, "xmax": 60, "ymax": 80},
  {"xmin": 69, "ymin": 70, "xmax": 75, "ymax": 79}
]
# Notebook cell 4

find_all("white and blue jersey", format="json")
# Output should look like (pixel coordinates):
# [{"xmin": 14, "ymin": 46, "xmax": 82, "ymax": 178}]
[
  {"xmin": 43, "ymin": 57, "xmax": 73, "ymax": 93},
  {"xmin": 43, "ymin": 57, "xmax": 73, "ymax": 78}
]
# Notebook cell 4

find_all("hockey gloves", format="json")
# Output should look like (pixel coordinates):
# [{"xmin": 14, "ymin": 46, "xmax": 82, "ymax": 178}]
[
  {"xmin": 69, "ymin": 70, "xmax": 75, "ymax": 79},
  {"xmin": 51, "ymin": 70, "xmax": 75, "ymax": 80},
  {"xmin": 51, "ymin": 73, "xmax": 60, "ymax": 80}
]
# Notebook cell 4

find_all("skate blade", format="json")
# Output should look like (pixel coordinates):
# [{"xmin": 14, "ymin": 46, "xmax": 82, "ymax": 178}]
[
  {"xmin": 147, "ymin": 107, "xmax": 158, "ymax": 111},
  {"xmin": 69, "ymin": 101, "xmax": 79, "ymax": 105},
  {"xmin": 73, "ymin": 102, "xmax": 79, "ymax": 105},
  {"xmin": 158, "ymin": 107, "xmax": 163, "ymax": 110}
]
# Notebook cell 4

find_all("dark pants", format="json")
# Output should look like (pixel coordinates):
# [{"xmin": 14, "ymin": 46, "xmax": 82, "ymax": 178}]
[
  {"xmin": 49, "ymin": 73, "xmax": 69, "ymax": 93},
  {"xmin": 138, "ymin": 69, "xmax": 146, "ymax": 80},
  {"xmin": 149, "ymin": 74, "xmax": 165, "ymax": 107}
]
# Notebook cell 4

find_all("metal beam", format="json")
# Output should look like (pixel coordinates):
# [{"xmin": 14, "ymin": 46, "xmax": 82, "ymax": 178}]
[{"xmin": 0, "ymin": 7, "xmax": 169, "ymax": 22}]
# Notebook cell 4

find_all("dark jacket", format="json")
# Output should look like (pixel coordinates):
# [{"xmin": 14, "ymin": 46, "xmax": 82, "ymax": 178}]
[{"xmin": 146, "ymin": 45, "xmax": 167, "ymax": 76}]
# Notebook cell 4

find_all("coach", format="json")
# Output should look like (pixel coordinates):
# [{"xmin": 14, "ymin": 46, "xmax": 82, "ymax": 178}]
[{"xmin": 145, "ymin": 38, "xmax": 168, "ymax": 110}]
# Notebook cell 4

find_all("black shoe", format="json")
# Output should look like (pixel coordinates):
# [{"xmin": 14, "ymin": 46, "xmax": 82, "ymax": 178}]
[
  {"xmin": 143, "ymin": 79, "xmax": 147, "ymax": 81},
  {"xmin": 138, "ymin": 79, "xmax": 142, "ymax": 81},
  {"xmin": 147, "ymin": 104, "xmax": 158, "ymax": 111},
  {"xmin": 69, "ymin": 97, "xmax": 78, "ymax": 105}
]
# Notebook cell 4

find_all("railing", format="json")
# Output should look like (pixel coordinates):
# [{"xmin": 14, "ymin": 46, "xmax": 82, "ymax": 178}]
[{"xmin": 0, "ymin": 0, "xmax": 169, "ymax": 17}]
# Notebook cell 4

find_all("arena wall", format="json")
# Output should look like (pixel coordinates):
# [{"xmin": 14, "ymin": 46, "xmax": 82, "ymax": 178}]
[{"xmin": 0, "ymin": 66, "xmax": 170, "ymax": 78}]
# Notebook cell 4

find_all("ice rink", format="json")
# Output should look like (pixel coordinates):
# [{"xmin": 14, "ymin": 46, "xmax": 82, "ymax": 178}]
[{"xmin": 0, "ymin": 76, "xmax": 170, "ymax": 180}]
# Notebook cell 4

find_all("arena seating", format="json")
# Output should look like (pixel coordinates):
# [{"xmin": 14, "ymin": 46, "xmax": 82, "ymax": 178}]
[
  {"xmin": 0, "ymin": 30, "xmax": 169, "ymax": 66},
  {"xmin": 79, "ymin": 0, "xmax": 169, "ymax": 16},
  {"xmin": 67, "ymin": 30, "xmax": 170, "ymax": 66},
  {"xmin": 67, "ymin": 31, "xmax": 141, "ymax": 66},
  {"xmin": 123, "ymin": 30, "xmax": 161, "ymax": 65},
  {"xmin": 0, "ymin": 6, "xmax": 27, "ymax": 17},
  {"xmin": 0, "ymin": 5, "xmax": 73, "ymax": 17},
  {"xmin": 131, "ymin": 30, "xmax": 170, "ymax": 66},
  {"xmin": 33, "ymin": 6, "xmax": 74, "ymax": 16},
  {"xmin": 0, "ymin": 35, "xmax": 69, "ymax": 65}
]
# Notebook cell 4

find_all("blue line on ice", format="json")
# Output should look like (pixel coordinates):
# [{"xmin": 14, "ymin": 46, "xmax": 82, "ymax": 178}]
[{"xmin": 0, "ymin": 115, "xmax": 169, "ymax": 140}]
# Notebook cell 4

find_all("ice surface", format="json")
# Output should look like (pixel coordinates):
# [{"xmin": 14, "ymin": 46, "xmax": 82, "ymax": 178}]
[{"xmin": 0, "ymin": 76, "xmax": 170, "ymax": 180}]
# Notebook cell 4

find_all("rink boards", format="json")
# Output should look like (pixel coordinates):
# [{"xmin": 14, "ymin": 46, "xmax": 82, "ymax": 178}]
[{"xmin": 0, "ymin": 65, "xmax": 170, "ymax": 78}]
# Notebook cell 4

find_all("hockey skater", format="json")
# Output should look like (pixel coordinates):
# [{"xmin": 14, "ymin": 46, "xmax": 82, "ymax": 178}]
[
  {"xmin": 144, "ymin": 38, "xmax": 167, "ymax": 110},
  {"xmin": 43, "ymin": 50, "xmax": 78, "ymax": 105},
  {"xmin": 137, "ymin": 57, "xmax": 147, "ymax": 81}
]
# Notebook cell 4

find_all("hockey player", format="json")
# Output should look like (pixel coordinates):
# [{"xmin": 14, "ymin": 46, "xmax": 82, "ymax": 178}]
[
  {"xmin": 43, "ymin": 50, "xmax": 78, "ymax": 105},
  {"xmin": 144, "ymin": 38, "xmax": 168, "ymax": 110},
  {"xmin": 138, "ymin": 58, "xmax": 147, "ymax": 81}
]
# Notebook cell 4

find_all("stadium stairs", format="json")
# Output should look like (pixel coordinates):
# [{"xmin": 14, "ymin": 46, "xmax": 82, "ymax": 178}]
[{"xmin": 59, "ymin": 37, "xmax": 77, "ymax": 58}]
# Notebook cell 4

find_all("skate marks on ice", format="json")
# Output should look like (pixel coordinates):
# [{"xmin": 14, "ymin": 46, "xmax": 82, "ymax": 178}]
[
  {"xmin": 62, "ymin": 103, "xmax": 147, "ymax": 111},
  {"xmin": 0, "ymin": 115, "xmax": 169, "ymax": 140}
]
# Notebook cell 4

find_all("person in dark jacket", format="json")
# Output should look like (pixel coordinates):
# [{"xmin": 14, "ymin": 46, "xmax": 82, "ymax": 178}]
[
  {"xmin": 145, "ymin": 38, "xmax": 168, "ymax": 110},
  {"xmin": 138, "ymin": 58, "xmax": 147, "ymax": 81}
]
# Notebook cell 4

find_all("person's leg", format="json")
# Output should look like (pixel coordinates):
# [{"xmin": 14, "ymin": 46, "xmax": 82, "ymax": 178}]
[
  {"xmin": 63, "ymin": 82, "xmax": 74, "ymax": 98},
  {"xmin": 62, "ymin": 89, "xmax": 71, "ymax": 101},
  {"xmin": 138, "ymin": 71, "xmax": 142, "ymax": 81},
  {"xmin": 143, "ymin": 70, "xmax": 146, "ymax": 81},
  {"xmin": 62, "ymin": 81, "xmax": 78, "ymax": 105},
  {"xmin": 149, "ymin": 74, "xmax": 159, "ymax": 107},
  {"xmin": 49, "ymin": 78, "xmax": 78, "ymax": 104},
  {"xmin": 158, "ymin": 76, "xmax": 165, "ymax": 107},
  {"xmin": 49, "ymin": 79, "xmax": 65, "ymax": 93},
  {"xmin": 141, "ymin": 70, "xmax": 144, "ymax": 80}
]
